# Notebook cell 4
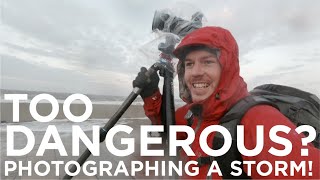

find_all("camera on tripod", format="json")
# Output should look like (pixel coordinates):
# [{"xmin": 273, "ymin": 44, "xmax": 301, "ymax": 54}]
[
  {"xmin": 151, "ymin": 9, "xmax": 204, "ymax": 57},
  {"xmin": 152, "ymin": 9, "xmax": 204, "ymax": 38}
]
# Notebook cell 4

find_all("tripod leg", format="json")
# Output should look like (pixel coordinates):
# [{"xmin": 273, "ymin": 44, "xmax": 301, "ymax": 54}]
[{"xmin": 63, "ymin": 90, "xmax": 139, "ymax": 179}]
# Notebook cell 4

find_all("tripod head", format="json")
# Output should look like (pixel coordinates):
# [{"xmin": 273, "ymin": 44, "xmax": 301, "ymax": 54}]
[
  {"xmin": 152, "ymin": 9, "xmax": 203, "ymax": 38},
  {"xmin": 151, "ymin": 9, "xmax": 204, "ymax": 70}
]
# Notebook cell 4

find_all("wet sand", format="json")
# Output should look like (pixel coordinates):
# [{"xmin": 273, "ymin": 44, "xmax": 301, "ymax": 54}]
[
  {"xmin": 1, "ymin": 101, "xmax": 176, "ymax": 179},
  {"xmin": 1, "ymin": 102, "xmax": 146, "ymax": 123},
  {"xmin": 1, "ymin": 118, "xmax": 175, "ymax": 179}
]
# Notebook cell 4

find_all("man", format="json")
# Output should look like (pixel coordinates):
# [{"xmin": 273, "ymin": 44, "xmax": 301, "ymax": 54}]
[{"xmin": 133, "ymin": 26, "xmax": 319, "ymax": 179}]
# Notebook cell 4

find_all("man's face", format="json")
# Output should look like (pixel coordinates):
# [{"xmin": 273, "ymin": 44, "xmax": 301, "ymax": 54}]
[{"xmin": 184, "ymin": 49, "xmax": 221, "ymax": 103}]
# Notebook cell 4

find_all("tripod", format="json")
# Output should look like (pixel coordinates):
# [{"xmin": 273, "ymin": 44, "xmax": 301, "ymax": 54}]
[
  {"xmin": 62, "ymin": 8, "xmax": 205, "ymax": 178},
  {"xmin": 63, "ymin": 52, "xmax": 177, "ymax": 180}
]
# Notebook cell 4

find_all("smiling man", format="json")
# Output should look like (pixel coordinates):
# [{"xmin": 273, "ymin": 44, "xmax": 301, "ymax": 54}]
[
  {"xmin": 182, "ymin": 45, "xmax": 221, "ymax": 103},
  {"xmin": 133, "ymin": 26, "xmax": 320, "ymax": 179}
]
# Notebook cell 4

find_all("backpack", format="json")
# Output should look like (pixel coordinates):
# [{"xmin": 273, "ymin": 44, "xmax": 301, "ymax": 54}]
[{"xmin": 197, "ymin": 84, "xmax": 320, "ymax": 179}]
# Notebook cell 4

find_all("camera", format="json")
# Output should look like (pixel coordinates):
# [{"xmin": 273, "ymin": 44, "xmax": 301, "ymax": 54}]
[
  {"xmin": 152, "ymin": 10, "xmax": 204, "ymax": 38},
  {"xmin": 152, "ymin": 9, "xmax": 204, "ymax": 56}
]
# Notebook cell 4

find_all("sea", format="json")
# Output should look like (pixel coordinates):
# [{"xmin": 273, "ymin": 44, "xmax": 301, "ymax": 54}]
[
  {"xmin": 0, "ymin": 89, "xmax": 185, "ymax": 105},
  {"xmin": 0, "ymin": 89, "xmax": 143, "ymax": 104}
]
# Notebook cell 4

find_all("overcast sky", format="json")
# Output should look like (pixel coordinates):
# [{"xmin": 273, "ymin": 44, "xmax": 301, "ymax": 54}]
[{"xmin": 1, "ymin": 0, "xmax": 319, "ymax": 97}]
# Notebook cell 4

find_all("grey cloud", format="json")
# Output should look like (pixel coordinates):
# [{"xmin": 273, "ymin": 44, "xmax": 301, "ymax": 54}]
[
  {"xmin": 2, "ymin": 55, "xmax": 91, "ymax": 93},
  {"xmin": 270, "ymin": 64, "xmax": 304, "ymax": 73},
  {"xmin": 246, "ymin": 70, "xmax": 320, "ymax": 96},
  {"xmin": 2, "ymin": 0, "xmax": 320, "ymax": 96},
  {"xmin": 2, "ymin": 0, "xmax": 167, "ymax": 75},
  {"xmin": 3, "ymin": 0, "xmax": 106, "ymax": 46},
  {"xmin": 1, "ymin": 55, "xmax": 131, "ymax": 95},
  {"xmin": 291, "ymin": 57, "xmax": 320, "ymax": 63},
  {"xmin": 201, "ymin": 0, "xmax": 320, "ymax": 54}
]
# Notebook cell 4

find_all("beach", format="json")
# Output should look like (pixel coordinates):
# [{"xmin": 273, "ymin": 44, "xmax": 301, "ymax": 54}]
[
  {"xmin": 1, "ymin": 93, "xmax": 185, "ymax": 179},
  {"xmin": 1, "ymin": 101, "xmax": 146, "ymax": 123},
  {"xmin": 1, "ymin": 117, "xmax": 165, "ymax": 179}
]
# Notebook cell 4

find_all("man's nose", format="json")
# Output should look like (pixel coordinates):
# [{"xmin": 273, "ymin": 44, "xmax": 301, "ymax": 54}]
[{"xmin": 191, "ymin": 62, "xmax": 204, "ymax": 76}]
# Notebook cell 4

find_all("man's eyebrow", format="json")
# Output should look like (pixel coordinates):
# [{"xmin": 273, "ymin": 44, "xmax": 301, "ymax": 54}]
[
  {"xmin": 200, "ymin": 55, "xmax": 217, "ymax": 60},
  {"xmin": 184, "ymin": 54, "xmax": 217, "ymax": 62}
]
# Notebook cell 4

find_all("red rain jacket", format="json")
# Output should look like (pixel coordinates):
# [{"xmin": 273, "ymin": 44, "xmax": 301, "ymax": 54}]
[{"xmin": 143, "ymin": 27, "xmax": 320, "ymax": 179}]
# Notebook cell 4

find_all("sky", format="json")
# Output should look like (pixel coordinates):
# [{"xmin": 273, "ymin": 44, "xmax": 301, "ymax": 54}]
[{"xmin": 1, "ymin": 0, "xmax": 320, "ymax": 97}]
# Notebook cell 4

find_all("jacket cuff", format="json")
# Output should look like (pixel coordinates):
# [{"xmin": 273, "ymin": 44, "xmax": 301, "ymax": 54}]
[{"xmin": 143, "ymin": 88, "xmax": 161, "ymax": 105}]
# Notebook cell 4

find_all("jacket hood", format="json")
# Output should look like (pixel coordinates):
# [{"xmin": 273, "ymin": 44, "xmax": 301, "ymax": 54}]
[{"xmin": 173, "ymin": 26, "xmax": 249, "ymax": 120}]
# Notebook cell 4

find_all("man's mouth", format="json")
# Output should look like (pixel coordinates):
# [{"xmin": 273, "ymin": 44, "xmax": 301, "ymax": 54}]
[{"xmin": 192, "ymin": 83, "xmax": 209, "ymax": 88}]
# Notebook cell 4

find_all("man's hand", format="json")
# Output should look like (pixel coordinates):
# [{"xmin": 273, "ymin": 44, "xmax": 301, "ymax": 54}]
[{"xmin": 133, "ymin": 67, "xmax": 160, "ymax": 98}]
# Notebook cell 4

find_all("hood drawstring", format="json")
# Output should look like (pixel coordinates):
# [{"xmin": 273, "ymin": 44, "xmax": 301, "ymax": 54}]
[
  {"xmin": 215, "ymin": 92, "xmax": 221, "ymax": 100},
  {"xmin": 184, "ymin": 110, "xmax": 194, "ymax": 126}
]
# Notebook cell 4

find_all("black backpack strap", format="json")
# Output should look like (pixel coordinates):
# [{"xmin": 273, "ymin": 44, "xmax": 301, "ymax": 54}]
[
  {"xmin": 220, "ymin": 96, "xmax": 279, "ymax": 124},
  {"xmin": 253, "ymin": 84, "xmax": 320, "ymax": 110},
  {"xmin": 213, "ymin": 96, "xmax": 278, "ymax": 179}
]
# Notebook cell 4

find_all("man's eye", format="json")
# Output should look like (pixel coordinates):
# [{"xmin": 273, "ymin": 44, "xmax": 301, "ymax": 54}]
[
  {"xmin": 185, "ymin": 62, "xmax": 193, "ymax": 67},
  {"xmin": 204, "ymin": 60, "xmax": 214, "ymax": 64}
]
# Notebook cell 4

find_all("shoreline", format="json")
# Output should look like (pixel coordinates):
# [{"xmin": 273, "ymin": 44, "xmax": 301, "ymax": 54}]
[
  {"xmin": 1, "ymin": 102, "xmax": 146, "ymax": 123},
  {"xmin": 1, "ymin": 117, "xmax": 159, "ymax": 179}
]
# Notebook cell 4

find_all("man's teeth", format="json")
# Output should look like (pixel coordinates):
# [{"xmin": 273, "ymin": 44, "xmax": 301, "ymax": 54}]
[{"xmin": 193, "ymin": 83, "xmax": 209, "ymax": 88}]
